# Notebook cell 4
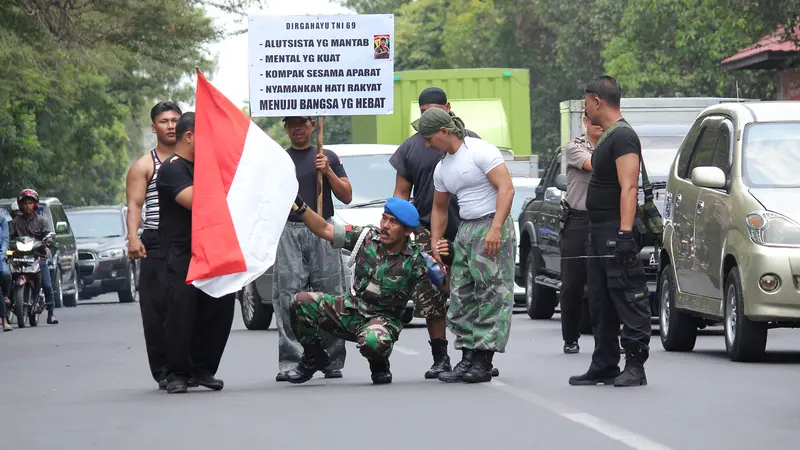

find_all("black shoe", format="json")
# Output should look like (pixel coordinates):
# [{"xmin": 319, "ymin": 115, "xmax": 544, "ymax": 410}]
[
  {"xmin": 463, "ymin": 350, "xmax": 495, "ymax": 383},
  {"xmin": 47, "ymin": 314, "xmax": 58, "ymax": 325},
  {"xmin": 563, "ymin": 341, "xmax": 580, "ymax": 354},
  {"xmin": 158, "ymin": 379, "xmax": 169, "ymax": 390},
  {"xmin": 424, "ymin": 338, "xmax": 452, "ymax": 379},
  {"xmin": 166, "ymin": 378, "xmax": 188, "ymax": 394},
  {"xmin": 324, "ymin": 369, "xmax": 343, "ymax": 379},
  {"xmin": 614, "ymin": 347, "xmax": 648, "ymax": 387},
  {"xmin": 438, "ymin": 349, "xmax": 473, "ymax": 383},
  {"xmin": 190, "ymin": 372, "xmax": 224, "ymax": 391},
  {"xmin": 369, "ymin": 359, "xmax": 392, "ymax": 385},
  {"xmin": 275, "ymin": 372, "xmax": 290, "ymax": 382},
  {"xmin": 286, "ymin": 344, "xmax": 330, "ymax": 384},
  {"xmin": 568, "ymin": 368, "xmax": 621, "ymax": 386}
]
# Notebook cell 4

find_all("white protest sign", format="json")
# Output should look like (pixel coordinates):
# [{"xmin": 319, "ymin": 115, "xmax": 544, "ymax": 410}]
[{"xmin": 247, "ymin": 14, "xmax": 395, "ymax": 117}]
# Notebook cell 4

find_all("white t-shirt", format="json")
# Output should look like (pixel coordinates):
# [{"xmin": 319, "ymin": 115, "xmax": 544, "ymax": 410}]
[{"xmin": 433, "ymin": 136, "xmax": 505, "ymax": 220}]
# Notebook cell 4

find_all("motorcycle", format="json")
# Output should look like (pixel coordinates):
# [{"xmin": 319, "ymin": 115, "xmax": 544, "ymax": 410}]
[{"xmin": 6, "ymin": 232, "xmax": 54, "ymax": 328}]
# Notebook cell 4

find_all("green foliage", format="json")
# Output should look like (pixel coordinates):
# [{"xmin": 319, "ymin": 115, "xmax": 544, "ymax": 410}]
[
  {"xmin": 0, "ymin": 0, "xmax": 261, "ymax": 206},
  {"xmin": 343, "ymin": 0, "xmax": 795, "ymax": 157}
]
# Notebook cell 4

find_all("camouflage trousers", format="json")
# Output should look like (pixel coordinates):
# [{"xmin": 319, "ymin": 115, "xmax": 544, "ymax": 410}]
[
  {"xmin": 273, "ymin": 222, "xmax": 347, "ymax": 373},
  {"xmin": 411, "ymin": 225, "xmax": 448, "ymax": 319},
  {"xmin": 291, "ymin": 292, "xmax": 402, "ymax": 361},
  {"xmin": 448, "ymin": 214, "xmax": 515, "ymax": 353}
]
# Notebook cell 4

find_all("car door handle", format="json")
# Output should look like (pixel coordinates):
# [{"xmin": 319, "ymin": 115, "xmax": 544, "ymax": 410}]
[{"xmin": 697, "ymin": 200, "xmax": 704, "ymax": 215}]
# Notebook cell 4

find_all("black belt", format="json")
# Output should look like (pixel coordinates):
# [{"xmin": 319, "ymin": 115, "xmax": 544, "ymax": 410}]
[{"xmin": 287, "ymin": 216, "xmax": 333, "ymax": 223}]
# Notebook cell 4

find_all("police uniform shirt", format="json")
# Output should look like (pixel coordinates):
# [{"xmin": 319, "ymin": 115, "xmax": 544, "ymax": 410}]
[
  {"xmin": 585, "ymin": 122, "xmax": 642, "ymax": 223},
  {"xmin": 564, "ymin": 137, "xmax": 594, "ymax": 211},
  {"xmin": 286, "ymin": 147, "xmax": 347, "ymax": 221},
  {"xmin": 389, "ymin": 130, "xmax": 479, "ymax": 240},
  {"xmin": 156, "ymin": 154, "xmax": 194, "ymax": 250}
]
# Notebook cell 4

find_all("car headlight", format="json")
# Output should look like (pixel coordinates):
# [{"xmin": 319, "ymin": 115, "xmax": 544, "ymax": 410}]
[
  {"xmin": 98, "ymin": 248, "xmax": 125, "ymax": 259},
  {"xmin": 745, "ymin": 211, "xmax": 800, "ymax": 247}
]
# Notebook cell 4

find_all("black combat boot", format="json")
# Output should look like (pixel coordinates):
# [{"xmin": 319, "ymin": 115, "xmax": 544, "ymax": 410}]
[
  {"xmin": 563, "ymin": 341, "xmax": 580, "ymax": 354},
  {"xmin": 462, "ymin": 350, "xmax": 495, "ymax": 383},
  {"xmin": 424, "ymin": 338, "xmax": 452, "ymax": 379},
  {"xmin": 568, "ymin": 367, "xmax": 621, "ymax": 386},
  {"xmin": 438, "ymin": 349, "xmax": 473, "ymax": 383},
  {"xmin": 285, "ymin": 343, "xmax": 330, "ymax": 384},
  {"xmin": 614, "ymin": 345, "xmax": 648, "ymax": 387},
  {"xmin": 369, "ymin": 359, "xmax": 392, "ymax": 385}
]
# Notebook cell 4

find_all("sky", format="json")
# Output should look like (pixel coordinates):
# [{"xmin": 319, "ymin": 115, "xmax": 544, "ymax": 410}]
[{"xmin": 205, "ymin": 0, "xmax": 354, "ymax": 108}]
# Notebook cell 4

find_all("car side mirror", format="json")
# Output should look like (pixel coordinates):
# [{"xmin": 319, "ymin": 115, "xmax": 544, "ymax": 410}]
[
  {"xmin": 55, "ymin": 221, "xmax": 68, "ymax": 234},
  {"xmin": 555, "ymin": 174, "xmax": 568, "ymax": 192},
  {"xmin": 544, "ymin": 187, "xmax": 563, "ymax": 204},
  {"xmin": 691, "ymin": 166, "xmax": 727, "ymax": 189}
]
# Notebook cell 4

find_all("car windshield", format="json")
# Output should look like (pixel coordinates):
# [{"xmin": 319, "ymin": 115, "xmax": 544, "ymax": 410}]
[
  {"xmin": 67, "ymin": 212, "xmax": 123, "ymax": 239},
  {"xmin": 512, "ymin": 184, "xmax": 539, "ymax": 216},
  {"xmin": 743, "ymin": 122, "xmax": 800, "ymax": 188},
  {"xmin": 334, "ymin": 154, "xmax": 396, "ymax": 208}
]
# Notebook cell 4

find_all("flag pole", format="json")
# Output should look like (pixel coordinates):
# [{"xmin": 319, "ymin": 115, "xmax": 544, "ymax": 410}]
[{"xmin": 316, "ymin": 116, "xmax": 325, "ymax": 213}]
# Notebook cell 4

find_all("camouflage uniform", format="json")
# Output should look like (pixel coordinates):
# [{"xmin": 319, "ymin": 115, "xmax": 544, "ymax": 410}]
[
  {"xmin": 449, "ymin": 214, "xmax": 516, "ymax": 353},
  {"xmin": 291, "ymin": 224, "xmax": 430, "ymax": 361},
  {"xmin": 410, "ymin": 225, "xmax": 448, "ymax": 319}
]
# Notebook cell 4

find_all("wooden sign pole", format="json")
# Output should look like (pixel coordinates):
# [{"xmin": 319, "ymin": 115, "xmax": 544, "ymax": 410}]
[{"xmin": 316, "ymin": 116, "xmax": 325, "ymax": 213}]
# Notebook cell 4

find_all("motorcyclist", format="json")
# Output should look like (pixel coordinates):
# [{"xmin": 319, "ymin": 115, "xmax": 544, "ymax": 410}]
[{"xmin": 9, "ymin": 189, "xmax": 59, "ymax": 325}]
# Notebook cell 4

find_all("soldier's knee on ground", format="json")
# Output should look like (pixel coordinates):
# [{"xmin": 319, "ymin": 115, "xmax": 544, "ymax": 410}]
[{"xmin": 359, "ymin": 327, "xmax": 394, "ymax": 360}]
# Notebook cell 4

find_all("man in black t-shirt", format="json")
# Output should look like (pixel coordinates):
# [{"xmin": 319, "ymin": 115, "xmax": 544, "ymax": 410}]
[
  {"xmin": 390, "ymin": 87, "xmax": 497, "ymax": 380},
  {"xmin": 568, "ymin": 76, "xmax": 651, "ymax": 388},
  {"xmin": 272, "ymin": 116, "xmax": 351, "ymax": 382},
  {"xmin": 157, "ymin": 112, "xmax": 236, "ymax": 394}
]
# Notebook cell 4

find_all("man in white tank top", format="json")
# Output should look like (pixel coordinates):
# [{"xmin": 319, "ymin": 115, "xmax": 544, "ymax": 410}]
[
  {"xmin": 420, "ymin": 107, "xmax": 517, "ymax": 384},
  {"xmin": 125, "ymin": 102, "xmax": 182, "ymax": 390}
]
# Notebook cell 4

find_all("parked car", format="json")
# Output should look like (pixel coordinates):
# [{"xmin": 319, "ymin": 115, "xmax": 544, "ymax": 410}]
[
  {"xmin": 658, "ymin": 101, "xmax": 800, "ymax": 362},
  {"xmin": 517, "ymin": 123, "xmax": 686, "ymax": 325},
  {"xmin": 65, "ymin": 205, "xmax": 140, "ymax": 303},
  {"xmin": 0, "ymin": 197, "xmax": 79, "ymax": 308}
]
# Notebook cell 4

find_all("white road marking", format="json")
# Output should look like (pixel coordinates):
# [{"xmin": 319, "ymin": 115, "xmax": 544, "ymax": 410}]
[
  {"xmin": 488, "ymin": 380, "xmax": 672, "ymax": 450},
  {"xmin": 392, "ymin": 345, "xmax": 419, "ymax": 355}
]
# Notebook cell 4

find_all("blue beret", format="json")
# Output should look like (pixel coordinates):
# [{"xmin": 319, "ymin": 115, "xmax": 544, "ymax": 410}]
[{"xmin": 384, "ymin": 197, "xmax": 419, "ymax": 228}]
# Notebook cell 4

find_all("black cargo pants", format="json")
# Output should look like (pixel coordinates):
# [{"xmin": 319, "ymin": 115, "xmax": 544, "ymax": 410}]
[
  {"xmin": 164, "ymin": 245, "xmax": 236, "ymax": 380},
  {"xmin": 586, "ymin": 221, "xmax": 651, "ymax": 373},
  {"xmin": 559, "ymin": 212, "xmax": 590, "ymax": 343},
  {"xmin": 138, "ymin": 229, "xmax": 168, "ymax": 382}
]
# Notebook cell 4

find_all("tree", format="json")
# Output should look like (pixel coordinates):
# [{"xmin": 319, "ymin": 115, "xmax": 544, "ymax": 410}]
[
  {"xmin": 0, "ymin": 0, "xmax": 263, "ymax": 205},
  {"xmin": 603, "ymin": 0, "xmax": 780, "ymax": 99}
]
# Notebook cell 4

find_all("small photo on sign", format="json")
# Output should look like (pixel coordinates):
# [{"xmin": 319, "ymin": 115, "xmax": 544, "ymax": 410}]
[{"xmin": 374, "ymin": 34, "xmax": 391, "ymax": 60}]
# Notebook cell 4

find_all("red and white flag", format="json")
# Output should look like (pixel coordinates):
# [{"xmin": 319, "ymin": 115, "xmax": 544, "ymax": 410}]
[{"xmin": 187, "ymin": 70, "xmax": 298, "ymax": 298}]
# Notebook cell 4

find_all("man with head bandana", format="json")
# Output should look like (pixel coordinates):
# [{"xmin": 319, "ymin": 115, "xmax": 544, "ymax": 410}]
[
  {"xmin": 284, "ymin": 194, "xmax": 449, "ymax": 385},
  {"xmin": 390, "ymin": 87, "xmax": 498, "ymax": 380},
  {"xmin": 421, "ymin": 107, "xmax": 516, "ymax": 384}
]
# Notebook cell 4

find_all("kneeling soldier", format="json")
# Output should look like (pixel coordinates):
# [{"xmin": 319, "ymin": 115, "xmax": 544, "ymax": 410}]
[{"xmin": 286, "ymin": 195, "xmax": 448, "ymax": 384}]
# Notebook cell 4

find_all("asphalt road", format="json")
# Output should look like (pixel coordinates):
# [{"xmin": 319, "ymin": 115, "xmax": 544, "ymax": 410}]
[{"xmin": 2, "ymin": 293, "xmax": 800, "ymax": 450}]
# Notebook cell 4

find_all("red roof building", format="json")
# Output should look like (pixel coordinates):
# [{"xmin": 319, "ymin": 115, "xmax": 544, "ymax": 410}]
[{"xmin": 721, "ymin": 25, "xmax": 800, "ymax": 100}]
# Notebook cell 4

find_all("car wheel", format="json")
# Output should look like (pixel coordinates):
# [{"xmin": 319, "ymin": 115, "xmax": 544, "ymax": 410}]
[
  {"xmin": 525, "ymin": 248, "xmax": 557, "ymax": 320},
  {"xmin": 239, "ymin": 282, "xmax": 273, "ymax": 330},
  {"xmin": 53, "ymin": 266, "xmax": 64, "ymax": 308},
  {"xmin": 63, "ymin": 266, "xmax": 79, "ymax": 307},
  {"xmin": 118, "ymin": 265, "xmax": 136, "ymax": 303},
  {"xmin": 724, "ymin": 267, "xmax": 767, "ymax": 362},
  {"xmin": 658, "ymin": 264, "xmax": 697, "ymax": 352}
]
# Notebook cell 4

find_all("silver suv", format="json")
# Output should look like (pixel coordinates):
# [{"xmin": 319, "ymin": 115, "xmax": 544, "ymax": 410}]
[{"xmin": 658, "ymin": 101, "xmax": 800, "ymax": 361}]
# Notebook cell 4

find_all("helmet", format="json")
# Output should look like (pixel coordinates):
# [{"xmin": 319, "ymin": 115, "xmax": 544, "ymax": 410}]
[{"xmin": 17, "ymin": 188, "xmax": 40, "ymax": 205}]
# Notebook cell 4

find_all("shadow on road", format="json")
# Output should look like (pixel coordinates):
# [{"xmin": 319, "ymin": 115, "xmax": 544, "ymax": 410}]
[{"xmin": 691, "ymin": 349, "xmax": 800, "ymax": 364}]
